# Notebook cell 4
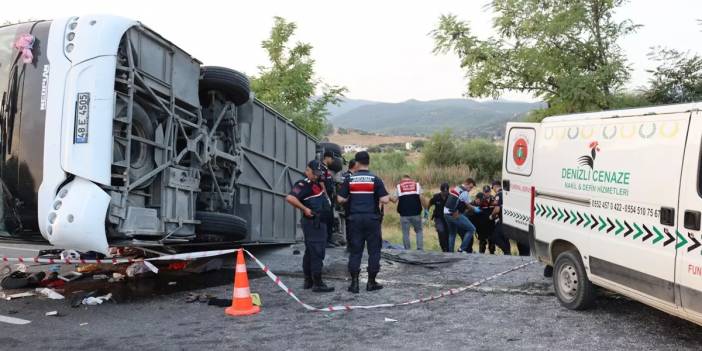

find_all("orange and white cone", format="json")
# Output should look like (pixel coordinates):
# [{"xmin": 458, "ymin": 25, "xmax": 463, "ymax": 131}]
[{"xmin": 225, "ymin": 249, "xmax": 261, "ymax": 316}]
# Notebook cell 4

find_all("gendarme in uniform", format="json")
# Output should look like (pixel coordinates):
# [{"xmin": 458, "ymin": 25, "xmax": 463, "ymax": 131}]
[
  {"xmin": 337, "ymin": 151, "xmax": 389, "ymax": 293},
  {"xmin": 287, "ymin": 160, "xmax": 334, "ymax": 293}
]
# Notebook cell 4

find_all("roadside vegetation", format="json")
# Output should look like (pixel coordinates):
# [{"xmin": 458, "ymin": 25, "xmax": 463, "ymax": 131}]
[{"xmin": 432, "ymin": 0, "xmax": 702, "ymax": 122}]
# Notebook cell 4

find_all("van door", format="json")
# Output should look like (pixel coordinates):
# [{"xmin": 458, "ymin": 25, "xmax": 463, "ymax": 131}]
[
  {"xmin": 502, "ymin": 123, "xmax": 538, "ymax": 246},
  {"xmin": 677, "ymin": 111, "xmax": 702, "ymax": 320}
]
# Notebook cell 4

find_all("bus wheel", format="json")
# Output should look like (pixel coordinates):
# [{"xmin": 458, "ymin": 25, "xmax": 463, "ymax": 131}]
[{"xmin": 553, "ymin": 250, "xmax": 596, "ymax": 310}]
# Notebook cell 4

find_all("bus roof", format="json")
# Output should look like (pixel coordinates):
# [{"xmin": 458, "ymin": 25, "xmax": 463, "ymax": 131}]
[{"xmin": 542, "ymin": 102, "xmax": 702, "ymax": 123}]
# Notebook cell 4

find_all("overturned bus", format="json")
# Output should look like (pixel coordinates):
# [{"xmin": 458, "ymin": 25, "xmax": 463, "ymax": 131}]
[{"xmin": 0, "ymin": 15, "xmax": 317, "ymax": 254}]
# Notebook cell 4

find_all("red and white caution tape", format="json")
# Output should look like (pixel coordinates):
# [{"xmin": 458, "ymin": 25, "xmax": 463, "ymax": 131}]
[
  {"xmin": 243, "ymin": 249, "xmax": 536, "ymax": 312},
  {"xmin": 0, "ymin": 249, "xmax": 239, "ymax": 265}
]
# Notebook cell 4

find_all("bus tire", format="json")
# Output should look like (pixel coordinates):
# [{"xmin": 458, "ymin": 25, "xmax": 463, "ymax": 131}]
[
  {"xmin": 319, "ymin": 142, "xmax": 342, "ymax": 156},
  {"xmin": 553, "ymin": 250, "xmax": 596, "ymax": 310},
  {"xmin": 195, "ymin": 211, "xmax": 248, "ymax": 241},
  {"xmin": 199, "ymin": 66, "xmax": 250, "ymax": 106}
]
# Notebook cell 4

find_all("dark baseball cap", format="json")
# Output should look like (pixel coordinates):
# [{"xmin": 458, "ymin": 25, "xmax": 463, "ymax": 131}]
[
  {"xmin": 354, "ymin": 151, "xmax": 370, "ymax": 165},
  {"xmin": 440, "ymin": 182, "xmax": 449, "ymax": 191},
  {"xmin": 307, "ymin": 160, "xmax": 323, "ymax": 175},
  {"xmin": 491, "ymin": 180, "xmax": 501, "ymax": 187},
  {"xmin": 483, "ymin": 185, "xmax": 491, "ymax": 193}
]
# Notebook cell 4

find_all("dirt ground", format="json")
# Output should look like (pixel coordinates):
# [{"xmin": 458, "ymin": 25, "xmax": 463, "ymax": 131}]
[{"xmin": 1, "ymin": 245, "xmax": 701, "ymax": 351}]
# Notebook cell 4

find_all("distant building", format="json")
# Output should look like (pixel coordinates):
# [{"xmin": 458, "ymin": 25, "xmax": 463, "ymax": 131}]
[{"xmin": 343, "ymin": 144, "xmax": 368, "ymax": 153}]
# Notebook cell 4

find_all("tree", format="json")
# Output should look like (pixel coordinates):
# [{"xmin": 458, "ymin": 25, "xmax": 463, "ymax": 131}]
[
  {"xmin": 251, "ymin": 17, "xmax": 346, "ymax": 138},
  {"xmin": 421, "ymin": 131, "xmax": 459, "ymax": 167},
  {"xmin": 431, "ymin": 0, "xmax": 638, "ymax": 120},
  {"xmin": 644, "ymin": 48, "xmax": 702, "ymax": 104}
]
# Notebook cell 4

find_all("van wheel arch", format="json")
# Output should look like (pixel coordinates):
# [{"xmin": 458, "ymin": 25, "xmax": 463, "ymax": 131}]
[{"xmin": 550, "ymin": 239, "xmax": 578, "ymax": 266}]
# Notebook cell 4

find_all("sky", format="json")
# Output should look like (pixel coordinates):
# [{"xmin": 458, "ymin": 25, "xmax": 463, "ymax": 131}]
[{"xmin": 3, "ymin": 0, "xmax": 702, "ymax": 103}]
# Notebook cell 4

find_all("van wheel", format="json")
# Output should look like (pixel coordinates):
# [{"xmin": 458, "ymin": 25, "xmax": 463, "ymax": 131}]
[{"xmin": 553, "ymin": 250, "xmax": 595, "ymax": 310}]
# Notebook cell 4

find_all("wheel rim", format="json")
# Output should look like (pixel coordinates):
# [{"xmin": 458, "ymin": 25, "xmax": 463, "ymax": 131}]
[{"xmin": 557, "ymin": 263, "xmax": 578, "ymax": 302}]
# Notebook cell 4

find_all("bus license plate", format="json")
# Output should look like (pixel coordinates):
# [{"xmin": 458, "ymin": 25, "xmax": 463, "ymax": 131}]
[{"xmin": 74, "ymin": 92, "xmax": 90, "ymax": 144}]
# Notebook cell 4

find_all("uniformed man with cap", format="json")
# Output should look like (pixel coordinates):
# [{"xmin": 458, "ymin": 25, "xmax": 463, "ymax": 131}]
[
  {"xmin": 321, "ymin": 150, "xmax": 338, "ymax": 248},
  {"xmin": 337, "ymin": 151, "xmax": 390, "ymax": 293},
  {"xmin": 286, "ymin": 160, "xmax": 335, "ymax": 293}
]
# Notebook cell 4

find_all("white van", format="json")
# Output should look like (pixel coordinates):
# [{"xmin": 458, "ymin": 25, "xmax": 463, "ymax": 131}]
[{"xmin": 502, "ymin": 103, "xmax": 702, "ymax": 326}]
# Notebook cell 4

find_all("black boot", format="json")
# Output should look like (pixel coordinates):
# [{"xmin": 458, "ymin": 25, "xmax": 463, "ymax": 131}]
[
  {"xmin": 543, "ymin": 265, "xmax": 554, "ymax": 278},
  {"xmin": 348, "ymin": 272, "xmax": 359, "ymax": 293},
  {"xmin": 303, "ymin": 275, "xmax": 313, "ymax": 290},
  {"xmin": 312, "ymin": 274, "xmax": 334, "ymax": 293},
  {"xmin": 366, "ymin": 272, "xmax": 383, "ymax": 291}
]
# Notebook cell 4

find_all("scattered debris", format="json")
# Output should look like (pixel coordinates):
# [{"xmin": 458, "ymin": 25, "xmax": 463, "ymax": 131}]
[
  {"xmin": 126, "ymin": 261, "xmax": 158, "ymax": 277},
  {"xmin": 39, "ymin": 272, "xmax": 66, "ymax": 289},
  {"xmin": 4, "ymin": 292, "xmax": 35, "ymax": 300},
  {"xmin": 92, "ymin": 274, "xmax": 109, "ymax": 280},
  {"xmin": 45, "ymin": 311, "xmax": 59, "ymax": 317},
  {"xmin": 384, "ymin": 317, "xmax": 398, "ymax": 323},
  {"xmin": 109, "ymin": 273, "xmax": 125, "ymax": 283},
  {"xmin": 1, "ymin": 271, "xmax": 45, "ymax": 289},
  {"xmin": 186, "ymin": 292, "xmax": 214, "ymax": 303},
  {"xmin": 251, "ymin": 293, "xmax": 261, "ymax": 307},
  {"xmin": 184, "ymin": 258, "xmax": 223, "ymax": 273},
  {"xmin": 79, "ymin": 322, "xmax": 88, "ymax": 326},
  {"xmin": 13, "ymin": 263, "xmax": 28, "ymax": 273},
  {"xmin": 0, "ymin": 314, "xmax": 31, "ymax": 325},
  {"xmin": 168, "ymin": 281, "xmax": 177, "ymax": 286},
  {"xmin": 60, "ymin": 249, "xmax": 81, "ymax": 261},
  {"xmin": 0, "ymin": 264, "xmax": 12, "ymax": 277},
  {"xmin": 82, "ymin": 293, "xmax": 112, "ymax": 306},
  {"xmin": 58, "ymin": 271, "xmax": 83, "ymax": 282},
  {"xmin": 47, "ymin": 264, "xmax": 61, "ymax": 273},
  {"xmin": 36, "ymin": 288, "xmax": 65, "ymax": 300},
  {"xmin": 207, "ymin": 298, "xmax": 231, "ymax": 307},
  {"xmin": 71, "ymin": 291, "xmax": 96, "ymax": 308},
  {"xmin": 76, "ymin": 264, "xmax": 101, "ymax": 274}
]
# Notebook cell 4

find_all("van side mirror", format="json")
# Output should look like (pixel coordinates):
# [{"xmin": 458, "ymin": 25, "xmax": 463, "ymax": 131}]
[{"xmin": 502, "ymin": 179, "xmax": 510, "ymax": 191}]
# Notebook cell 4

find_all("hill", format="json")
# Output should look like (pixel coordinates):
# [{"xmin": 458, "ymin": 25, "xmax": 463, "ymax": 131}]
[{"xmin": 329, "ymin": 98, "xmax": 543, "ymax": 137}]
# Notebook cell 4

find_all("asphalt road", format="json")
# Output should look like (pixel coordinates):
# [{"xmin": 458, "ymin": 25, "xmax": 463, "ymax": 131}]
[{"xmin": 0, "ymin": 244, "xmax": 700, "ymax": 351}]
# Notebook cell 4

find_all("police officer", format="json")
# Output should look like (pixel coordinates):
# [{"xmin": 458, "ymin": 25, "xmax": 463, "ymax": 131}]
[
  {"xmin": 321, "ymin": 151, "xmax": 337, "ymax": 248},
  {"xmin": 427, "ymin": 183, "xmax": 450, "ymax": 252},
  {"xmin": 286, "ymin": 160, "xmax": 334, "ymax": 293},
  {"xmin": 341, "ymin": 158, "xmax": 358, "ymax": 251},
  {"xmin": 490, "ymin": 180, "xmax": 511, "ymax": 255},
  {"xmin": 337, "ymin": 151, "xmax": 390, "ymax": 293}
]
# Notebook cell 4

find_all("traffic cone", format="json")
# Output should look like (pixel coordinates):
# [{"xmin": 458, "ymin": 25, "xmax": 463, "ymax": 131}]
[{"xmin": 225, "ymin": 249, "xmax": 261, "ymax": 316}]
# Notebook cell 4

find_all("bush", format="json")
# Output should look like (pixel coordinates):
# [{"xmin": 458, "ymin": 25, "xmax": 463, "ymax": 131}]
[
  {"xmin": 420, "ymin": 131, "xmax": 501, "ymax": 182},
  {"xmin": 422, "ymin": 131, "xmax": 458, "ymax": 167}
]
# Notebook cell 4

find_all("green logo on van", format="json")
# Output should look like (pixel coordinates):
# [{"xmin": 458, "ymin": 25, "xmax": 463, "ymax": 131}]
[{"xmin": 561, "ymin": 141, "xmax": 631, "ymax": 196}]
